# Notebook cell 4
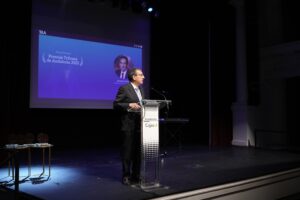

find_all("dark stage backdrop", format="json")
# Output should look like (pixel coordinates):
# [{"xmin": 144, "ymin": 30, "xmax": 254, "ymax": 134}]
[{"xmin": 0, "ymin": 0, "xmax": 235, "ymax": 147}]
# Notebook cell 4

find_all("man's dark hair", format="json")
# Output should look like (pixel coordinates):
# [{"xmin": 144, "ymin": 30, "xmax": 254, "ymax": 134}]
[{"xmin": 127, "ymin": 68, "xmax": 140, "ymax": 81}]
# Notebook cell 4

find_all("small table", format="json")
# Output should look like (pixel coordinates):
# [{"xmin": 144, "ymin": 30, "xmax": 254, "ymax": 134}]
[
  {"xmin": 31, "ymin": 143, "xmax": 53, "ymax": 177},
  {"xmin": 4, "ymin": 145, "xmax": 30, "ymax": 193},
  {"xmin": 2, "ymin": 143, "xmax": 53, "ymax": 192}
]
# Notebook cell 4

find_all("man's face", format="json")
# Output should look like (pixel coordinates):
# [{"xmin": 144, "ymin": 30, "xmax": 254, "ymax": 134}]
[
  {"xmin": 119, "ymin": 58, "xmax": 128, "ymax": 71},
  {"xmin": 133, "ymin": 69, "xmax": 145, "ymax": 85}
]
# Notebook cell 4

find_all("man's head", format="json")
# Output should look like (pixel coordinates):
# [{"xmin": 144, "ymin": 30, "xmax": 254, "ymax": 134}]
[
  {"xmin": 128, "ymin": 68, "xmax": 145, "ymax": 86},
  {"xmin": 114, "ymin": 55, "xmax": 128, "ymax": 71}
]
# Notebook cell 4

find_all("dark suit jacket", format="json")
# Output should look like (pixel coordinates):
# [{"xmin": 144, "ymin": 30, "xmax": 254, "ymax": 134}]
[{"xmin": 113, "ymin": 83, "xmax": 145, "ymax": 132}]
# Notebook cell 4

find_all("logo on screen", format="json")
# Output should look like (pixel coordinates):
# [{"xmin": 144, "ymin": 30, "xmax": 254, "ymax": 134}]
[{"xmin": 42, "ymin": 53, "xmax": 83, "ymax": 66}]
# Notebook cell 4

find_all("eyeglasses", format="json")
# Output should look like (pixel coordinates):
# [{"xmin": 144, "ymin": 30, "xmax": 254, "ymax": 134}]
[{"xmin": 135, "ymin": 74, "xmax": 144, "ymax": 77}]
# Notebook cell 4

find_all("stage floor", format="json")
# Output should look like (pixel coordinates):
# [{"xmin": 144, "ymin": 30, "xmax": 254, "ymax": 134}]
[{"xmin": 1, "ymin": 145, "xmax": 300, "ymax": 200}]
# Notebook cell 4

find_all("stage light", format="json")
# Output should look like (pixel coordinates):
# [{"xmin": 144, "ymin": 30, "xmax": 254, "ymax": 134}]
[{"xmin": 110, "ymin": 0, "xmax": 160, "ymax": 17}]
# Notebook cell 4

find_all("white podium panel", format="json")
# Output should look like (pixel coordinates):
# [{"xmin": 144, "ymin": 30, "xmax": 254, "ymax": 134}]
[
  {"xmin": 140, "ymin": 99, "xmax": 171, "ymax": 189},
  {"xmin": 141, "ymin": 103, "xmax": 160, "ymax": 188}
]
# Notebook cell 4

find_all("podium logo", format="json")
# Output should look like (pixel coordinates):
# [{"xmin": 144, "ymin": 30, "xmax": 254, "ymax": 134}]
[
  {"xmin": 144, "ymin": 118, "xmax": 157, "ymax": 122},
  {"xmin": 145, "ymin": 122, "xmax": 158, "ymax": 128}
]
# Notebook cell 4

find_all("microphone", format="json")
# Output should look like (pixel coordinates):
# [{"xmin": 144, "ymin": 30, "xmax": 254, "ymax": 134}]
[
  {"xmin": 151, "ymin": 87, "xmax": 167, "ymax": 99},
  {"xmin": 151, "ymin": 87, "xmax": 170, "ymax": 114}
]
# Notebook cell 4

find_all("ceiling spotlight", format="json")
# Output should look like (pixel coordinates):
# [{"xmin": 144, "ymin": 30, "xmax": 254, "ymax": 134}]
[{"xmin": 147, "ymin": 7, "xmax": 153, "ymax": 12}]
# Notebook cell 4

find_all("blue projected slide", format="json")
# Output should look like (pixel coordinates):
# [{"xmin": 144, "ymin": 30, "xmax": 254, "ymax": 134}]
[
  {"xmin": 38, "ymin": 34, "xmax": 142, "ymax": 100},
  {"xmin": 30, "ymin": 31, "xmax": 143, "ymax": 109}
]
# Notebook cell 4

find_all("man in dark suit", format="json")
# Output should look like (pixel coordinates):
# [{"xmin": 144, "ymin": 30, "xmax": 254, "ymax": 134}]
[{"xmin": 113, "ymin": 68, "xmax": 145, "ymax": 185}]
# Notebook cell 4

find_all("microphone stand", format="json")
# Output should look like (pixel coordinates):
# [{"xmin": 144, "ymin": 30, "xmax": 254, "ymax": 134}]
[
  {"xmin": 151, "ymin": 88, "xmax": 170, "ymax": 157},
  {"xmin": 151, "ymin": 88, "xmax": 170, "ymax": 118}
]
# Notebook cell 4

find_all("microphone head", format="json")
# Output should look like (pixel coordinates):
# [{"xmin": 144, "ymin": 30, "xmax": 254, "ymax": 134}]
[
  {"xmin": 151, "ymin": 87, "xmax": 159, "ymax": 92},
  {"xmin": 151, "ymin": 87, "xmax": 162, "ymax": 91}
]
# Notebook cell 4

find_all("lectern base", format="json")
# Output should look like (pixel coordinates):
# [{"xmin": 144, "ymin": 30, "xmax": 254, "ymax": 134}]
[{"xmin": 139, "ymin": 182, "xmax": 169, "ymax": 192}]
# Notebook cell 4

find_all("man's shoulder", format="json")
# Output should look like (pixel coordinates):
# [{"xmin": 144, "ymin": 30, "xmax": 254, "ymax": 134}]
[{"xmin": 120, "ymin": 83, "xmax": 132, "ymax": 90}]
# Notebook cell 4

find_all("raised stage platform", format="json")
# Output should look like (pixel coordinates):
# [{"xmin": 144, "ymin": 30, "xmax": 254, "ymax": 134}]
[{"xmin": 1, "ymin": 145, "xmax": 300, "ymax": 200}]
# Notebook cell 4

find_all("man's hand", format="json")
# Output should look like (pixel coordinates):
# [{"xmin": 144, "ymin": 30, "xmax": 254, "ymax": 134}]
[{"xmin": 129, "ymin": 103, "xmax": 141, "ymax": 110}]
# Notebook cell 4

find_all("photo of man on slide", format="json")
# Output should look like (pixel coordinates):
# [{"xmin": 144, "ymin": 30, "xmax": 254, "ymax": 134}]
[{"xmin": 114, "ymin": 55, "xmax": 134, "ymax": 80}]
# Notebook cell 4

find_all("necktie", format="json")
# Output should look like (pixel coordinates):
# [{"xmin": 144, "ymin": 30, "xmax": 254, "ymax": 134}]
[
  {"xmin": 135, "ymin": 88, "xmax": 142, "ymax": 104},
  {"xmin": 120, "ymin": 72, "xmax": 125, "ymax": 79}
]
